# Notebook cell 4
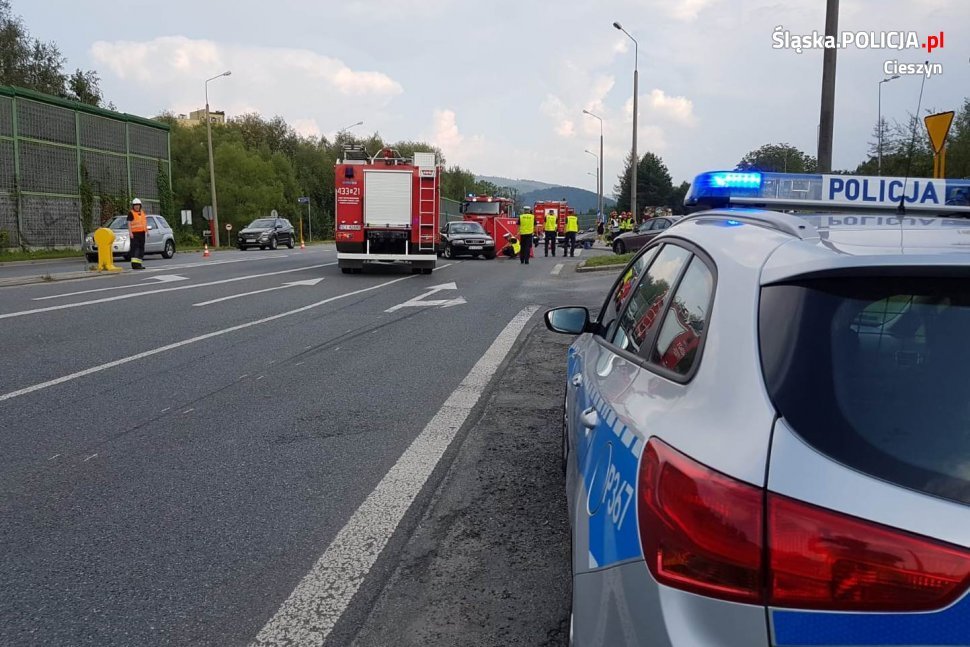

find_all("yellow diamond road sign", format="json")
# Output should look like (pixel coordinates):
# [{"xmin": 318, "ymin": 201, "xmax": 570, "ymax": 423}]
[{"xmin": 924, "ymin": 111, "xmax": 955, "ymax": 154}]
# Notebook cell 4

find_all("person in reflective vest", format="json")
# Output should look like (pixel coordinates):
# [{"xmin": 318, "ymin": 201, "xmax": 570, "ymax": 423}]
[
  {"xmin": 564, "ymin": 214, "xmax": 579, "ymax": 257},
  {"xmin": 518, "ymin": 207, "xmax": 534, "ymax": 265},
  {"xmin": 127, "ymin": 197, "xmax": 147, "ymax": 269},
  {"xmin": 501, "ymin": 233, "xmax": 521, "ymax": 258},
  {"xmin": 543, "ymin": 210, "xmax": 558, "ymax": 257}
]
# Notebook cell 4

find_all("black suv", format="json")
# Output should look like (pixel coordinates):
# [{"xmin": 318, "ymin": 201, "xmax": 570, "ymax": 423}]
[
  {"xmin": 438, "ymin": 221, "xmax": 495, "ymax": 259},
  {"xmin": 237, "ymin": 217, "xmax": 296, "ymax": 250}
]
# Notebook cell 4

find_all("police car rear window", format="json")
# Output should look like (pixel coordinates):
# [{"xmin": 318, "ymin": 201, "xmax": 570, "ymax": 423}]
[{"xmin": 760, "ymin": 276, "xmax": 970, "ymax": 506}]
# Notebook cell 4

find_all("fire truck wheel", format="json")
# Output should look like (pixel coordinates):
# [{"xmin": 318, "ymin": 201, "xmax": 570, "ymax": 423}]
[
  {"xmin": 341, "ymin": 267, "xmax": 351, "ymax": 274},
  {"xmin": 422, "ymin": 267, "xmax": 433, "ymax": 274},
  {"xmin": 442, "ymin": 245, "xmax": 454, "ymax": 259}
]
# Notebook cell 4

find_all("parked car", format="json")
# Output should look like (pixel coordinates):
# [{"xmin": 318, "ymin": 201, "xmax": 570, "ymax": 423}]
[
  {"xmin": 545, "ymin": 170, "xmax": 970, "ymax": 646},
  {"xmin": 237, "ymin": 217, "xmax": 296, "ymax": 250},
  {"xmin": 83, "ymin": 214, "xmax": 176, "ymax": 262},
  {"xmin": 558, "ymin": 227, "xmax": 598, "ymax": 251},
  {"xmin": 611, "ymin": 216, "xmax": 680, "ymax": 254},
  {"xmin": 438, "ymin": 221, "xmax": 495, "ymax": 259}
]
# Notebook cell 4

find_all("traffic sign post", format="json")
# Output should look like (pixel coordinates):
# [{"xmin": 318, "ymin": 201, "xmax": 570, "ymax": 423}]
[
  {"xmin": 925, "ymin": 111, "xmax": 955, "ymax": 179},
  {"xmin": 225, "ymin": 222, "xmax": 233, "ymax": 247}
]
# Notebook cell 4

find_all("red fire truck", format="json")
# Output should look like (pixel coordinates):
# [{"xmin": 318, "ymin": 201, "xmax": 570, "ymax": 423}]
[
  {"xmin": 533, "ymin": 200, "xmax": 574, "ymax": 235},
  {"xmin": 334, "ymin": 147, "xmax": 441, "ymax": 274},
  {"xmin": 460, "ymin": 195, "xmax": 518, "ymax": 255}
]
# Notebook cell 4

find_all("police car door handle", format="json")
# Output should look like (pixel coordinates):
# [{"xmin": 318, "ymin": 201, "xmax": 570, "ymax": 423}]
[
  {"xmin": 581, "ymin": 407, "xmax": 598, "ymax": 429},
  {"xmin": 571, "ymin": 373, "xmax": 583, "ymax": 387}
]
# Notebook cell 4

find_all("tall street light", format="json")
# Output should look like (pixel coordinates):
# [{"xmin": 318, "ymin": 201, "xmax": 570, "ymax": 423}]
[
  {"xmin": 205, "ymin": 70, "xmax": 231, "ymax": 247},
  {"xmin": 585, "ymin": 150, "xmax": 599, "ymax": 219},
  {"xmin": 877, "ymin": 75, "xmax": 900, "ymax": 175},
  {"xmin": 337, "ymin": 120, "xmax": 364, "ymax": 139},
  {"xmin": 816, "ymin": 0, "xmax": 839, "ymax": 172},
  {"xmin": 582, "ymin": 109, "xmax": 604, "ymax": 223},
  {"xmin": 614, "ymin": 21, "xmax": 638, "ymax": 220}
]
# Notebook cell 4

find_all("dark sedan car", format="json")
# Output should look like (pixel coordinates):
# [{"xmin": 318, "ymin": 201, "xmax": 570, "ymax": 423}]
[
  {"xmin": 612, "ymin": 216, "xmax": 680, "ymax": 254},
  {"xmin": 237, "ymin": 217, "xmax": 296, "ymax": 250},
  {"xmin": 438, "ymin": 221, "xmax": 495, "ymax": 259}
]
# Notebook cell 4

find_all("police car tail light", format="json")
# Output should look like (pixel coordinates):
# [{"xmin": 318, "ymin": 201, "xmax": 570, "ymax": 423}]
[
  {"xmin": 768, "ymin": 495, "xmax": 970, "ymax": 612},
  {"xmin": 637, "ymin": 438, "xmax": 764, "ymax": 604}
]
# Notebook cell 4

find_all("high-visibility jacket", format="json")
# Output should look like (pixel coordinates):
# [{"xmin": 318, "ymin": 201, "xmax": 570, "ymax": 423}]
[
  {"xmin": 544, "ymin": 213, "xmax": 557, "ymax": 232},
  {"xmin": 621, "ymin": 218, "xmax": 633, "ymax": 231},
  {"xmin": 519, "ymin": 213, "xmax": 535, "ymax": 235},
  {"xmin": 565, "ymin": 215, "xmax": 578, "ymax": 233},
  {"xmin": 128, "ymin": 209, "xmax": 147, "ymax": 234},
  {"xmin": 511, "ymin": 238, "xmax": 521, "ymax": 255}
]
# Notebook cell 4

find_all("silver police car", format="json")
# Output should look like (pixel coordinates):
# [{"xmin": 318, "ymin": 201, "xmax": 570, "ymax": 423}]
[{"xmin": 546, "ymin": 171, "xmax": 970, "ymax": 646}]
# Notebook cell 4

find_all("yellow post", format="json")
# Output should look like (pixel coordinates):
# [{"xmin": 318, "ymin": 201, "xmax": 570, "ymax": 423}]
[
  {"xmin": 299, "ymin": 215, "xmax": 305, "ymax": 246},
  {"xmin": 93, "ymin": 227, "xmax": 122, "ymax": 272}
]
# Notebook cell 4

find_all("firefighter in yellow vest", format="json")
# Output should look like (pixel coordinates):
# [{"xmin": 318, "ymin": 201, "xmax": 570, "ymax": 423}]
[
  {"xmin": 127, "ymin": 198, "xmax": 147, "ymax": 269},
  {"xmin": 564, "ymin": 213, "xmax": 579, "ymax": 257},
  {"xmin": 518, "ymin": 207, "xmax": 534, "ymax": 265},
  {"xmin": 543, "ymin": 209, "xmax": 558, "ymax": 257}
]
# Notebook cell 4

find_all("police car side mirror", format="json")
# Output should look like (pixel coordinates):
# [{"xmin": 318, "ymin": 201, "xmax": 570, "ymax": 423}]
[{"xmin": 545, "ymin": 307, "xmax": 590, "ymax": 335}]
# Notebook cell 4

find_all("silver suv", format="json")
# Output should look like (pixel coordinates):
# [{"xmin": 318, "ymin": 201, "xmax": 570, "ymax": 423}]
[
  {"xmin": 546, "ymin": 171, "xmax": 970, "ymax": 647},
  {"xmin": 83, "ymin": 215, "xmax": 176, "ymax": 262}
]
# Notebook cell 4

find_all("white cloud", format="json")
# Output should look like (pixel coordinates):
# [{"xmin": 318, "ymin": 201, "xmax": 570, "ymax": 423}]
[
  {"xmin": 91, "ymin": 36, "xmax": 403, "ymax": 99},
  {"xmin": 428, "ymin": 109, "xmax": 485, "ymax": 167},
  {"xmin": 647, "ymin": 89, "xmax": 696, "ymax": 125},
  {"xmin": 541, "ymin": 94, "xmax": 577, "ymax": 139},
  {"xmin": 291, "ymin": 118, "xmax": 322, "ymax": 139}
]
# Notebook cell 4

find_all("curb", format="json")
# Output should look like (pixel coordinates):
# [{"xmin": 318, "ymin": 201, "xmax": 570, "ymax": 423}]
[
  {"xmin": 0, "ymin": 268, "xmax": 116, "ymax": 287},
  {"xmin": 0, "ymin": 256, "xmax": 86, "ymax": 268},
  {"xmin": 575, "ymin": 261, "xmax": 625, "ymax": 273}
]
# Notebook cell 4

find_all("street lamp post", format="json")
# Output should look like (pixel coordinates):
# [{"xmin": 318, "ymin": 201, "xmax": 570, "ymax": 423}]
[
  {"xmin": 877, "ymin": 75, "xmax": 900, "ymax": 175},
  {"xmin": 614, "ymin": 21, "xmax": 638, "ymax": 220},
  {"xmin": 582, "ymin": 110, "xmax": 604, "ymax": 224},
  {"xmin": 205, "ymin": 70, "xmax": 231, "ymax": 247},
  {"xmin": 585, "ymin": 149, "xmax": 599, "ymax": 219},
  {"xmin": 337, "ymin": 120, "xmax": 364, "ymax": 141}
]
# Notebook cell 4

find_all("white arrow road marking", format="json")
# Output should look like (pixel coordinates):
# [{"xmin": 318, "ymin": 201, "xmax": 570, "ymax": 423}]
[
  {"xmin": 384, "ymin": 282, "xmax": 466, "ymax": 312},
  {"xmin": 9, "ymin": 264, "xmax": 335, "ymax": 315},
  {"xmin": 193, "ymin": 278, "xmax": 324, "ymax": 306},
  {"xmin": 251, "ymin": 305, "xmax": 540, "ymax": 647},
  {"xmin": 0, "ymin": 273, "xmax": 422, "ymax": 404},
  {"xmin": 142, "ymin": 274, "xmax": 189, "ymax": 283}
]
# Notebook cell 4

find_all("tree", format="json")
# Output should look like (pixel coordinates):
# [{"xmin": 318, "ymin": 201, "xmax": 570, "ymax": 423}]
[
  {"xmin": 669, "ymin": 181, "xmax": 691, "ymax": 214},
  {"xmin": 737, "ymin": 143, "xmax": 817, "ymax": 173},
  {"xmin": 0, "ymin": 1, "xmax": 104, "ymax": 104},
  {"xmin": 944, "ymin": 98, "xmax": 970, "ymax": 179},
  {"xmin": 613, "ymin": 151, "xmax": 674, "ymax": 215}
]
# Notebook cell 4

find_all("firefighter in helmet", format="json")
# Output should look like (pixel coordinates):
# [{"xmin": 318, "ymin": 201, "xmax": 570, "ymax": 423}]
[{"xmin": 127, "ymin": 198, "xmax": 147, "ymax": 269}]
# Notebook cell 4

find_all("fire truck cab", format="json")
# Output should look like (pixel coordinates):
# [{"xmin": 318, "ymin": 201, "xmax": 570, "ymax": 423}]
[
  {"xmin": 334, "ymin": 147, "xmax": 441, "ymax": 275},
  {"xmin": 533, "ymin": 200, "xmax": 573, "ymax": 235},
  {"xmin": 460, "ymin": 195, "xmax": 518, "ymax": 256}
]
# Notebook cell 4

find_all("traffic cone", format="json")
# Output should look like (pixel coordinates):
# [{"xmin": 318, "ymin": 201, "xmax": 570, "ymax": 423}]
[
  {"xmin": 300, "ymin": 240, "xmax": 305, "ymax": 250},
  {"xmin": 203, "ymin": 243, "xmax": 210, "ymax": 258}
]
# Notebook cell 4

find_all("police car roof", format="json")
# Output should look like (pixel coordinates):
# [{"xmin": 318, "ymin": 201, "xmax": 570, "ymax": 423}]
[{"xmin": 674, "ymin": 170, "xmax": 970, "ymax": 285}]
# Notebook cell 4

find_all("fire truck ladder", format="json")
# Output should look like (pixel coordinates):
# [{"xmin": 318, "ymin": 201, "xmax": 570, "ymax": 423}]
[{"xmin": 417, "ymin": 173, "xmax": 438, "ymax": 252}]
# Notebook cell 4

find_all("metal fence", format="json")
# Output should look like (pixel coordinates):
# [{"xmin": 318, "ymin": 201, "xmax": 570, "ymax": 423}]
[{"xmin": 0, "ymin": 87, "xmax": 171, "ymax": 248}]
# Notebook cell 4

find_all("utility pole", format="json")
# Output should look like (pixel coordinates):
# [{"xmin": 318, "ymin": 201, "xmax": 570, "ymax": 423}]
[
  {"xmin": 614, "ymin": 22, "xmax": 639, "ymax": 218},
  {"xmin": 817, "ymin": 0, "xmax": 839, "ymax": 172},
  {"xmin": 205, "ymin": 71, "xmax": 231, "ymax": 247}
]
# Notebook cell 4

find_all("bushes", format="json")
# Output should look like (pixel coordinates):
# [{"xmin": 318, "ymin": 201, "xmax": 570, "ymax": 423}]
[{"xmin": 174, "ymin": 227, "xmax": 201, "ymax": 249}]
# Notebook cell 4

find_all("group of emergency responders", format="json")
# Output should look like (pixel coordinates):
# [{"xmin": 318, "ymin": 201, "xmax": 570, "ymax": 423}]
[{"xmin": 501, "ymin": 207, "xmax": 580, "ymax": 264}]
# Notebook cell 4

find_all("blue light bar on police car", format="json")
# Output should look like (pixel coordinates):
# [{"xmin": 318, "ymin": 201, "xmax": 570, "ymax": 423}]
[{"xmin": 685, "ymin": 171, "xmax": 970, "ymax": 214}]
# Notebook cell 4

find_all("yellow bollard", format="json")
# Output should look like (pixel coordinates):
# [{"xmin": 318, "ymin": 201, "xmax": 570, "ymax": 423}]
[{"xmin": 93, "ymin": 227, "xmax": 122, "ymax": 272}]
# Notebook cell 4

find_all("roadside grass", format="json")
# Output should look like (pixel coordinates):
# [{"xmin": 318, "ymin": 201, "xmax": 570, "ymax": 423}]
[
  {"xmin": 582, "ymin": 252, "xmax": 634, "ymax": 268},
  {"xmin": 0, "ymin": 248, "xmax": 84, "ymax": 263}
]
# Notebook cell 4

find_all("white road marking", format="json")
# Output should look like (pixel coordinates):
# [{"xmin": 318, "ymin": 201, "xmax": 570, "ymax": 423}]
[
  {"xmin": 161, "ymin": 407, "xmax": 171, "ymax": 413},
  {"xmin": 48, "ymin": 454, "xmax": 60, "ymax": 460},
  {"xmin": 575, "ymin": 249, "xmax": 583, "ymax": 257},
  {"xmin": 182, "ymin": 408, "xmax": 194, "ymax": 414},
  {"xmin": 192, "ymin": 278, "xmax": 324, "ymax": 307},
  {"xmin": 385, "ymin": 282, "xmax": 466, "ymax": 313},
  {"xmin": 83, "ymin": 454, "xmax": 98, "ymax": 462},
  {"xmin": 143, "ymin": 255, "xmax": 289, "ymax": 272},
  {"xmin": 551, "ymin": 263, "xmax": 564, "ymax": 275},
  {"xmin": 7, "ymin": 264, "xmax": 334, "ymax": 316},
  {"xmin": 0, "ymin": 274, "xmax": 421, "ymax": 403},
  {"xmin": 239, "ymin": 374, "xmax": 249, "ymax": 380},
  {"xmin": 142, "ymin": 274, "xmax": 189, "ymax": 284},
  {"xmin": 252, "ymin": 305, "xmax": 540, "ymax": 647}
]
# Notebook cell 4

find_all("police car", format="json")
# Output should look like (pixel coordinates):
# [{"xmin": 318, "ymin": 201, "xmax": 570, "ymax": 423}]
[{"xmin": 545, "ymin": 171, "xmax": 970, "ymax": 647}]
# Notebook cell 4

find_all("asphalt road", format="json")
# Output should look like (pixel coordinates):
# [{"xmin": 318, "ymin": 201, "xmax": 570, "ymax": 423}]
[{"xmin": 0, "ymin": 244, "xmax": 616, "ymax": 646}]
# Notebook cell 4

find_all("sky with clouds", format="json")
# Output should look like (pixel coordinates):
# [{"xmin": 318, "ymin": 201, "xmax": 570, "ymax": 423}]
[{"xmin": 22, "ymin": 0, "xmax": 969, "ymax": 192}]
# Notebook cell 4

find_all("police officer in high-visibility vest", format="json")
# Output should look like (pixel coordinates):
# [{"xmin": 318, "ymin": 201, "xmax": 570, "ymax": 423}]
[
  {"xmin": 543, "ymin": 209, "xmax": 558, "ymax": 257},
  {"xmin": 127, "ymin": 197, "xmax": 147, "ymax": 270},
  {"xmin": 518, "ymin": 207, "xmax": 534, "ymax": 265},
  {"xmin": 564, "ymin": 213, "xmax": 579, "ymax": 257},
  {"xmin": 501, "ymin": 233, "xmax": 521, "ymax": 258}
]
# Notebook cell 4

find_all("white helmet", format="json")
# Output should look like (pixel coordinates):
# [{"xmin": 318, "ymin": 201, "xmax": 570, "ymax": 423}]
[{"xmin": 131, "ymin": 198, "xmax": 142, "ymax": 206}]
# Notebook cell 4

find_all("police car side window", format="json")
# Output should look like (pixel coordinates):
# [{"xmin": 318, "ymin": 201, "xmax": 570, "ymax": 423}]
[
  {"xmin": 598, "ymin": 245, "xmax": 660, "ymax": 339},
  {"xmin": 650, "ymin": 256, "xmax": 714, "ymax": 376},
  {"xmin": 610, "ymin": 245, "xmax": 691, "ymax": 353}
]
